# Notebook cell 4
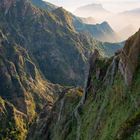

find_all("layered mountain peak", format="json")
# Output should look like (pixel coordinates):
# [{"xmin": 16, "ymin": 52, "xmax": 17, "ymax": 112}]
[
  {"xmin": 98, "ymin": 21, "xmax": 114, "ymax": 32},
  {"xmin": 101, "ymin": 21, "xmax": 110, "ymax": 27},
  {"xmin": 52, "ymin": 7, "xmax": 75, "ymax": 31}
]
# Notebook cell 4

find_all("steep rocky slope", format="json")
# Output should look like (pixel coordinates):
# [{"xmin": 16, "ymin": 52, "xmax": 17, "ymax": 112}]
[
  {"xmin": 73, "ymin": 19, "xmax": 120, "ymax": 43},
  {"xmin": 0, "ymin": 28, "xmax": 60, "ymax": 139},
  {"xmin": 0, "ymin": 0, "xmax": 91, "ymax": 86},
  {"xmin": 0, "ymin": 0, "xmax": 123, "ymax": 87},
  {"xmin": 31, "ymin": 0, "xmax": 120, "ymax": 43},
  {"xmin": 0, "ymin": 29, "xmax": 55, "ymax": 113},
  {"xmin": 0, "ymin": 0, "xmax": 91, "ymax": 139},
  {"xmin": 28, "ymin": 29, "xmax": 140, "ymax": 140}
]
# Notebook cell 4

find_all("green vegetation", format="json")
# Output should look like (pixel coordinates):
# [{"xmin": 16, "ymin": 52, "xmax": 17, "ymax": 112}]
[
  {"xmin": 44, "ymin": 68, "xmax": 140, "ymax": 140},
  {"xmin": 0, "ymin": 0, "xmax": 138, "ymax": 140},
  {"xmin": 28, "ymin": 30, "xmax": 140, "ymax": 140},
  {"xmin": 0, "ymin": 98, "xmax": 27, "ymax": 140}
]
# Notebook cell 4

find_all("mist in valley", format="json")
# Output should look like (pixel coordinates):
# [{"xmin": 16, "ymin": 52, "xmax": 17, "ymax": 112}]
[{"xmin": 73, "ymin": 4, "xmax": 140, "ymax": 41}]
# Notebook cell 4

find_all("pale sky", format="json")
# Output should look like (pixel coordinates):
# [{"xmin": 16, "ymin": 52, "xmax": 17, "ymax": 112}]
[{"xmin": 45, "ymin": 0, "xmax": 140, "ymax": 13}]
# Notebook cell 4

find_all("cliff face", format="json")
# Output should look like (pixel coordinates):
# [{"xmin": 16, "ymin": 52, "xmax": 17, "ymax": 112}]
[
  {"xmin": 0, "ymin": 0, "xmax": 91, "ymax": 139},
  {"xmin": 79, "ymin": 29, "xmax": 140, "ymax": 140},
  {"xmin": 0, "ymin": 27, "xmax": 57, "ymax": 139},
  {"xmin": 28, "ymin": 29, "xmax": 140, "ymax": 140},
  {"xmin": 119, "ymin": 30, "xmax": 140, "ymax": 86},
  {"xmin": 0, "ymin": 29, "xmax": 55, "ymax": 113}
]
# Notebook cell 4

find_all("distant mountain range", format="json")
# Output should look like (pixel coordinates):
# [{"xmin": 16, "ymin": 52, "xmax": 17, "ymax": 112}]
[
  {"xmin": 74, "ymin": 3, "xmax": 111, "ymax": 22},
  {"xmin": 31, "ymin": 0, "xmax": 120, "ymax": 42},
  {"xmin": 79, "ymin": 17, "xmax": 97, "ymax": 24},
  {"xmin": 37, "ymin": 0, "xmax": 139, "ymax": 40},
  {"xmin": 118, "ymin": 25, "xmax": 137, "ymax": 41},
  {"xmin": 107, "ymin": 8, "xmax": 140, "ymax": 40},
  {"xmin": 73, "ymin": 17, "xmax": 120, "ymax": 42},
  {"xmin": 74, "ymin": 3, "xmax": 140, "ymax": 41}
]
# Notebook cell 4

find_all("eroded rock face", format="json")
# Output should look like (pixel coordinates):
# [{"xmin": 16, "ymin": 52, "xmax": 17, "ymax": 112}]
[
  {"xmin": 82, "ymin": 49, "xmax": 100, "ymax": 103},
  {"xmin": 0, "ymin": 30, "xmax": 56, "ymax": 119},
  {"xmin": 0, "ymin": 0, "xmax": 91, "ymax": 87},
  {"xmin": 83, "ymin": 29, "xmax": 140, "ymax": 102},
  {"xmin": 119, "ymin": 29, "xmax": 140, "ymax": 86},
  {"xmin": 103, "ymin": 55, "xmax": 119, "ymax": 86},
  {"xmin": 91, "ymin": 29, "xmax": 140, "ymax": 89}
]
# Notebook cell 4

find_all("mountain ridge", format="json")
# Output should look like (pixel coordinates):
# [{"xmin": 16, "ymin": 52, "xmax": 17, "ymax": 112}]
[
  {"xmin": 27, "ymin": 29, "xmax": 140, "ymax": 140},
  {"xmin": 31, "ymin": 0, "xmax": 120, "ymax": 43},
  {"xmin": 0, "ymin": 0, "xmax": 136, "ymax": 139}
]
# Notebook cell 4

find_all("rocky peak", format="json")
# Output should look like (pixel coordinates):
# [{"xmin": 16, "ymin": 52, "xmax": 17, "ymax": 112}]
[
  {"xmin": 119, "ymin": 29, "xmax": 140, "ymax": 86},
  {"xmin": 52, "ymin": 7, "xmax": 75, "ymax": 31},
  {"xmin": 82, "ymin": 49, "xmax": 100, "ymax": 103}
]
